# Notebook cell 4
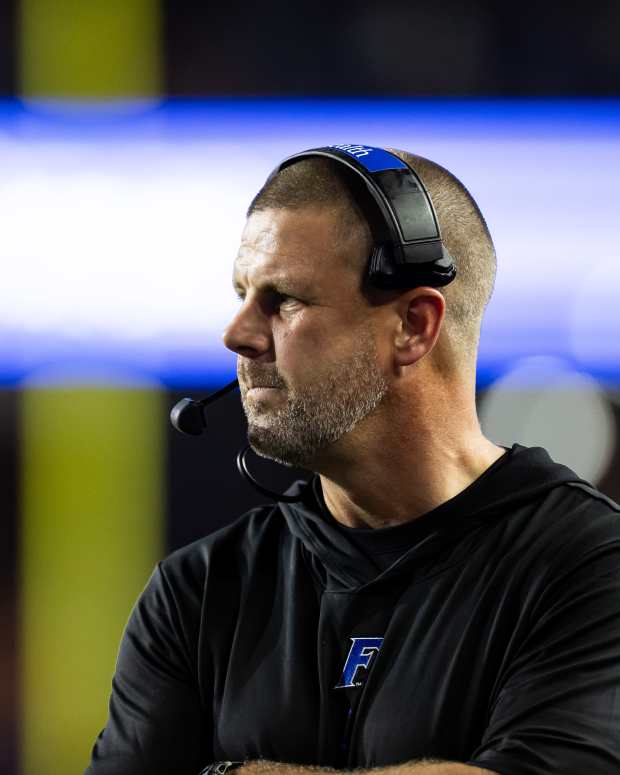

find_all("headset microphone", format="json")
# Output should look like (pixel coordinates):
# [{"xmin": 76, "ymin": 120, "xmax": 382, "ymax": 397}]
[
  {"xmin": 170, "ymin": 379, "xmax": 305, "ymax": 502},
  {"xmin": 170, "ymin": 379, "xmax": 239, "ymax": 436}
]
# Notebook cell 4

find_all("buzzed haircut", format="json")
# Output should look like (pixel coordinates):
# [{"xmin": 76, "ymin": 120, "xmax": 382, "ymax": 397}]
[{"xmin": 247, "ymin": 151, "xmax": 496, "ymax": 365}]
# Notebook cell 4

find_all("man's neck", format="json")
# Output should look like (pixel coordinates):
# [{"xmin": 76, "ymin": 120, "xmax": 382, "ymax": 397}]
[{"xmin": 317, "ymin": 427, "xmax": 505, "ymax": 530}]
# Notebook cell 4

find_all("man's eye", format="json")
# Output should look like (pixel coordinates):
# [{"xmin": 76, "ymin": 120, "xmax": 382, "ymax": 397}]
[
  {"xmin": 233, "ymin": 290, "xmax": 302, "ymax": 310},
  {"xmin": 274, "ymin": 293, "xmax": 302, "ymax": 310}
]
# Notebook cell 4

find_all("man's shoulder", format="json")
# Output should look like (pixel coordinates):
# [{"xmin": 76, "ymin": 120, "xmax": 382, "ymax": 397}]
[
  {"xmin": 541, "ymin": 478, "xmax": 620, "ymax": 533},
  {"xmin": 555, "ymin": 479, "xmax": 620, "ymax": 549},
  {"xmin": 512, "ymin": 478, "xmax": 620, "ymax": 576},
  {"xmin": 123, "ymin": 505, "xmax": 291, "ymax": 662},
  {"xmin": 158, "ymin": 502, "xmax": 288, "ymax": 588},
  {"xmin": 563, "ymin": 479, "xmax": 620, "ymax": 513}
]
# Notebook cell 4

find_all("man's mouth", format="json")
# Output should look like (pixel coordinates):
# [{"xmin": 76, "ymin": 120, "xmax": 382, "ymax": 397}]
[
  {"xmin": 247, "ymin": 386, "xmax": 281, "ymax": 393},
  {"xmin": 241, "ymin": 376, "xmax": 285, "ymax": 390}
]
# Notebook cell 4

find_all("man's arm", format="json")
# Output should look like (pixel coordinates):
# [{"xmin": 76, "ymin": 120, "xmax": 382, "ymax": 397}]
[
  {"xmin": 85, "ymin": 564, "xmax": 209, "ymax": 774},
  {"xmin": 463, "ymin": 516, "xmax": 620, "ymax": 775},
  {"xmin": 239, "ymin": 760, "xmax": 495, "ymax": 775}
]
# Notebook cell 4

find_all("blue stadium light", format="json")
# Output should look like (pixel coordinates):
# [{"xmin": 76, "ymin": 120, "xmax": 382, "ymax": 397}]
[{"xmin": 1, "ymin": 98, "xmax": 619, "ymax": 388}]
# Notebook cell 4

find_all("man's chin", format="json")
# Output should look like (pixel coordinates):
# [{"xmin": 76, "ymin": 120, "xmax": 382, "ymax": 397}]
[{"xmin": 247, "ymin": 425, "xmax": 313, "ymax": 469}]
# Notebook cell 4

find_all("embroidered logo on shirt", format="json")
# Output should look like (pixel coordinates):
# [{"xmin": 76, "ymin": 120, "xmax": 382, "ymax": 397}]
[{"xmin": 335, "ymin": 637, "xmax": 384, "ymax": 688}]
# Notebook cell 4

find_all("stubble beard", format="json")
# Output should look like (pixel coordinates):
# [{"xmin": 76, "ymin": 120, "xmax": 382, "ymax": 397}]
[{"xmin": 240, "ymin": 338, "xmax": 389, "ymax": 469}]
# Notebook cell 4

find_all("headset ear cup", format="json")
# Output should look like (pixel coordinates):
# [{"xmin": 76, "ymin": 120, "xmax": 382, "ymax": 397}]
[
  {"xmin": 367, "ymin": 243, "xmax": 397, "ymax": 289},
  {"xmin": 367, "ymin": 243, "xmax": 456, "ymax": 290}
]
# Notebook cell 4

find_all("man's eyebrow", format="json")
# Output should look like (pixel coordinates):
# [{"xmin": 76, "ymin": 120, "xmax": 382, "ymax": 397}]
[{"xmin": 232, "ymin": 277, "xmax": 312, "ymax": 298}]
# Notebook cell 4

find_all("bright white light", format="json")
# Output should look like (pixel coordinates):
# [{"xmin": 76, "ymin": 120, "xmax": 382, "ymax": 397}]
[
  {"xmin": 0, "ymin": 101, "xmax": 619, "ymax": 384},
  {"xmin": 570, "ymin": 256, "xmax": 620, "ymax": 368},
  {"xmin": 0, "ymin": 141, "xmax": 249, "ymax": 341}
]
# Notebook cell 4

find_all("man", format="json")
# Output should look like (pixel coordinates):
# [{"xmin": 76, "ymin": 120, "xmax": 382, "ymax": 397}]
[{"xmin": 86, "ymin": 146, "xmax": 620, "ymax": 775}]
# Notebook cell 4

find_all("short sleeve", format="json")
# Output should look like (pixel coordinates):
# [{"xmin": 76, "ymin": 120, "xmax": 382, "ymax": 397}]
[
  {"xmin": 84, "ymin": 563, "xmax": 209, "ymax": 775},
  {"xmin": 468, "ymin": 540, "xmax": 620, "ymax": 775}
]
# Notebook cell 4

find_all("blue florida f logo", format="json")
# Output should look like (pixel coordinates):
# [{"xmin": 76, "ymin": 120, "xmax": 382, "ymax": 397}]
[{"xmin": 335, "ymin": 637, "xmax": 384, "ymax": 689}]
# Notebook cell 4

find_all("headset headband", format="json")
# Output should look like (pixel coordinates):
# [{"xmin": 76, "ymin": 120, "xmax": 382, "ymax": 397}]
[{"xmin": 271, "ymin": 144, "xmax": 456, "ymax": 289}]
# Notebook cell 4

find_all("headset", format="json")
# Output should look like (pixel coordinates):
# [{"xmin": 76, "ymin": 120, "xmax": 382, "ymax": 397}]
[{"xmin": 170, "ymin": 144, "xmax": 456, "ymax": 501}]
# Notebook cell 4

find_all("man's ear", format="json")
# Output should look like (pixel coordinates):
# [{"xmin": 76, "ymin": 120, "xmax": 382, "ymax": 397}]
[{"xmin": 393, "ymin": 287, "xmax": 446, "ymax": 368}]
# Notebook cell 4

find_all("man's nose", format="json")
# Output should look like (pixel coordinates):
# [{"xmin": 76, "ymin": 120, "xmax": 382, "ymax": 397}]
[{"xmin": 222, "ymin": 300, "xmax": 272, "ymax": 359}]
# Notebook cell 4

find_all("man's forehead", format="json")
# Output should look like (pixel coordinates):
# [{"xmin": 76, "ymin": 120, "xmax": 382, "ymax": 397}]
[
  {"xmin": 233, "ymin": 207, "xmax": 356, "ymax": 280},
  {"xmin": 233, "ymin": 242, "xmax": 318, "ymax": 283},
  {"xmin": 232, "ymin": 249, "xmax": 322, "ymax": 298},
  {"xmin": 240, "ymin": 207, "xmax": 344, "ymax": 251}
]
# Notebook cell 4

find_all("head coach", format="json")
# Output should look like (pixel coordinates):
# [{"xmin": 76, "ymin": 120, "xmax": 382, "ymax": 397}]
[{"xmin": 85, "ymin": 145, "xmax": 620, "ymax": 775}]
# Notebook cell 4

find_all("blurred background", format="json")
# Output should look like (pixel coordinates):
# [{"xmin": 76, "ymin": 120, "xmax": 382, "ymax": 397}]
[{"xmin": 1, "ymin": 1, "xmax": 620, "ymax": 773}]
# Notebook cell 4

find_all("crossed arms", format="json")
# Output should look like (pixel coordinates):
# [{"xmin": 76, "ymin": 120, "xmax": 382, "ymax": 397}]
[{"xmin": 239, "ymin": 761, "xmax": 495, "ymax": 775}]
